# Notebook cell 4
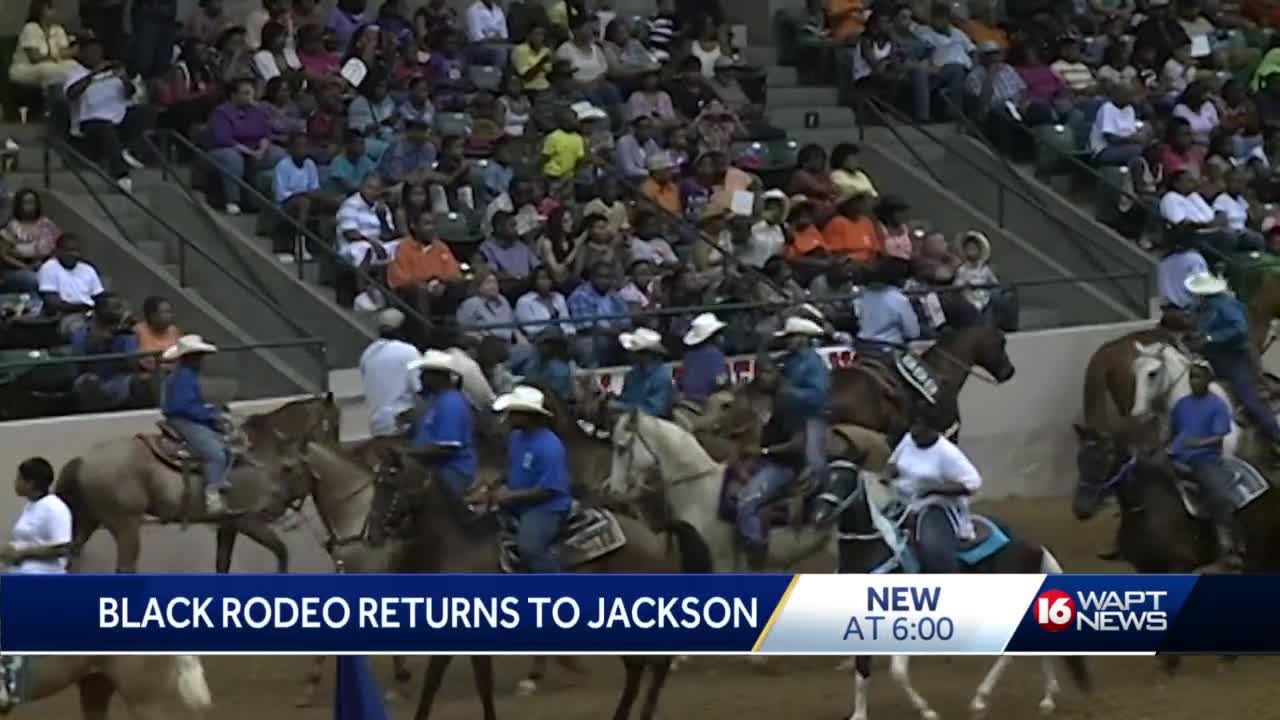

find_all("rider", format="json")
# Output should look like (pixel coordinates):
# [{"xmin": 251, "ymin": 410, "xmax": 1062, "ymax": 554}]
[
  {"xmin": 615, "ymin": 327, "xmax": 674, "ymax": 418},
  {"xmin": 773, "ymin": 316, "xmax": 831, "ymax": 483},
  {"xmin": 855, "ymin": 258, "xmax": 921, "ymax": 362},
  {"xmin": 680, "ymin": 312, "xmax": 731, "ymax": 404},
  {"xmin": 161, "ymin": 335, "xmax": 233, "ymax": 514},
  {"xmin": 736, "ymin": 354, "xmax": 805, "ymax": 563},
  {"xmin": 408, "ymin": 350, "xmax": 478, "ymax": 499},
  {"xmin": 491, "ymin": 385, "xmax": 573, "ymax": 573},
  {"xmin": 1168, "ymin": 361, "xmax": 1242, "ymax": 569},
  {"xmin": 1184, "ymin": 271, "xmax": 1280, "ymax": 454},
  {"xmin": 886, "ymin": 406, "xmax": 983, "ymax": 573}
]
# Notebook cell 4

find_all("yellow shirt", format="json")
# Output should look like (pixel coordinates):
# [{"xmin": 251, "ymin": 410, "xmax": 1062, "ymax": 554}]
[
  {"xmin": 831, "ymin": 168, "xmax": 878, "ymax": 198},
  {"xmin": 512, "ymin": 43, "xmax": 551, "ymax": 91},
  {"xmin": 542, "ymin": 129, "xmax": 586, "ymax": 178},
  {"xmin": 548, "ymin": 0, "xmax": 569, "ymax": 29}
]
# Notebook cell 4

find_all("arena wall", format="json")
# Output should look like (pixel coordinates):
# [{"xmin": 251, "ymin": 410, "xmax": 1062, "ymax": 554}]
[{"xmin": 1, "ymin": 318, "xmax": 1260, "ymax": 573}]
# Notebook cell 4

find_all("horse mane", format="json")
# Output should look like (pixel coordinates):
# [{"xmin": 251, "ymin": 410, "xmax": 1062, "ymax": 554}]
[{"xmin": 621, "ymin": 412, "xmax": 721, "ymax": 478}]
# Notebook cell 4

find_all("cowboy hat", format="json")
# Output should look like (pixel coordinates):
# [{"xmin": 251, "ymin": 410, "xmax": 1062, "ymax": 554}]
[
  {"xmin": 492, "ymin": 385, "xmax": 552, "ymax": 415},
  {"xmin": 774, "ymin": 316, "xmax": 826, "ymax": 338},
  {"xmin": 1184, "ymin": 271, "xmax": 1229, "ymax": 296},
  {"xmin": 955, "ymin": 230, "xmax": 991, "ymax": 265},
  {"xmin": 375, "ymin": 308, "xmax": 405, "ymax": 331},
  {"xmin": 683, "ymin": 313, "xmax": 728, "ymax": 346},
  {"xmin": 619, "ymin": 327, "xmax": 667, "ymax": 354},
  {"xmin": 162, "ymin": 334, "xmax": 218, "ymax": 361},
  {"xmin": 407, "ymin": 349, "xmax": 458, "ymax": 374},
  {"xmin": 646, "ymin": 151, "xmax": 678, "ymax": 172},
  {"xmin": 572, "ymin": 101, "xmax": 608, "ymax": 121}
]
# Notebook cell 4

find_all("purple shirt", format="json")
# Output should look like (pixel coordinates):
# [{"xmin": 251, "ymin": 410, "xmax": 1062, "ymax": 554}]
[
  {"xmin": 477, "ymin": 239, "xmax": 541, "ymax": 279},
  {"xmin": 327, "ymin": 8, "xmax": 364, "ymax": 49},
  {"xmin": 209, "ymin": 102, "xmax": 272, "ymax": 149}
]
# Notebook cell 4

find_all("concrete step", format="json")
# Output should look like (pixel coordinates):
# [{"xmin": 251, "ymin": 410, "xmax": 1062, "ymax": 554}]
[
  {"xmin": 742, "ymin": 45, "xmax": 778, "ymax": 66},
  {"xmin": 770, "ymin": 105, "xmax": 857, "ymax": 130},
  {"xmin": 785, "ymin": 128, "xmax": 865, "ymax": 149},
  {"xmin": 0, "ymin": 122, "xmax": 51, "ymax": 145},
  {"xmin": 8, "ymin": 167, "xmax": 167, "ymax": 195},
  {"xmin": 766, "ymin": 65, "xmax": 798, "ymax": 88},
  {"xmin": 768, "ymin": 86, "xmax": 840, "ymax": 108},
  {"xmin": 136, "ymin": 239, "xmax": 169, "ymax": 266}
]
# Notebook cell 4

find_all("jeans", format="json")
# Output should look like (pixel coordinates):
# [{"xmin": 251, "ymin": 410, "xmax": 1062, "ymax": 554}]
[
  {"xmin": 516, "ymin": 508, "xmax": 567, "ymax": 573},
  {"xmin": 912, "ymin": 63, "xmax": 966, "ymax": 122},
  {"xmin": 79, "ymin": 114, "xmax": 140, "ymax": 180},
  {"xmin": 129, "ymin": 15, "xmax": 178, "ymax": 79},
  {"xmin": 166, "ymin": 416, "xmax": 231, "ymax": 490},
  {"xmin": 736, "ymin": 462, "xmax": 795, "ymax": 547},
  {"xmin": 915, "ymin": 505, "xmax": 959, "ymax": 573},
  {"xmin": 803, "ymin": 416, "xmax": 828, "ymax": 479},
  {"xmin": 1093, "ymin": 143, "xmax": 1144, "ymax": 166},
  {"xmin": 0, "ymin": 270, "xmax": 38, "ymax": 293},
  {"xmin": 73, "ymin": 372, "xmax": 133, "ymax": 411},
  {"xmin": 207, "ymin": 145, "xmax": 286, "ymax": 206},
  {"xmin": 1189, "ymin": 458, "xmax": 1236, "ymax": 523},
  {"xmin": 1204, "ymin": 347, "xmax": 1280, "ymax": 443}
]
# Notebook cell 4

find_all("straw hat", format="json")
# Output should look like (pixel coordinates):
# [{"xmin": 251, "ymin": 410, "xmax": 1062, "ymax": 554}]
[
  {"xmin": 955, "ymin": 230, "xmax": 991, "ymax": 265},
  {"xmin": 407, "ymin": 349, "xmax": 458, "ymax": 374},
  {"xmin": 492, "ymin": 385, "xmax": 552, "ymax": 416},
  {"xmin": 774, "ymin": 316, "xmax": 826, "ymax": 338},
  {"xmin": 646, "ymin": 151, "xmax": 678, "ymax": 172},
  {"xmin": 619, "ymin": 327, "xmax": 667, "ymax": 354},
  {"xmin": 162, "ymin": 334, "xmax": 218, "ymax": 361},
  {"xmin": 376, "ymin": 308, "xmax": 405, "ymax": 331},
  {"xmin": 683, "ymin": 313, "xmax": 728, "ymax": 346},
  {"xmin": 1183, "ymin": 271, "xmax": 1228, "ymax": 296}
]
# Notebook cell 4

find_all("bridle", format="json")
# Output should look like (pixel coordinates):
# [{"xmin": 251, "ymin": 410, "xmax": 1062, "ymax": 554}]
[
  {"xmin": 1138, "ymin": 343, "xmax": 1193, "ymax": 413},
  {"xmin": 1080, "ymin": 450, "xmax": 1139, "ymax": 514},
  {"xmin": 284, "ymin": 443, "xmax": 383, "ymax": 554},
  {"xmin": 615, "ymin": 411, "xmax": 720, "ymax": 500}
]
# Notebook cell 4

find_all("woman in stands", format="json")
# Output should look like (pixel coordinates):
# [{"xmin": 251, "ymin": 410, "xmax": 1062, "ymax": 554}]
[
  {"xmin": 8, "ymin": 0, "xmax": 79, "ymax": 91},
  {"xmin": 2, "ymin": 458, "xmax": 72, "ymax": 575},
  {"xmin": 788, "ymin": 144, "xmax": 838, "ymax": 224},
  {"xmin": 156, "ymin": 38, "xmax": 220, "ymax": 137},
  {"xmin": 0, "ymin": 189, "xmax": 60, "ymax": 294}
]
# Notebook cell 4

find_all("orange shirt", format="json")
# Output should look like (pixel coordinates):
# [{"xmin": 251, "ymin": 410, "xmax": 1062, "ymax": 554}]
[
  {"xmin": 821, "ymin": 215, "xmax": 881, "ymax": 263},
  {"xmin": 828, "ymin": 0, "xmax": 865, "ymax": 42},
  {"xmin": 786, "ymin": 225, "xmax": 828, "ymax": 258},
  {"xmin": 134, "ymin": 322, "xmax": 180, "ymax": 372},
  {"xmin": 388, "ymin": 237, "xmax": 462, "ymax": 289},
  {"xmin": 642, "ymin": 178, "xmax": 682, "ymax": 217}
]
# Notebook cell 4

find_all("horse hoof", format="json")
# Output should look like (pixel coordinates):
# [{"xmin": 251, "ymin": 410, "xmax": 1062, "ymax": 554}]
[
  {"xmin": 849, "ymin": 713, "xmax": 868, "ymax": 720},
  {"xmin": 295, "ymin": 693, "xmax": 316, "ymax": 709},
  {"xmin": 670, "ymin": 656, "xmax": 688, "ymax": 672},
  {"xmin": 922, "ymin": 710, "xmax": 940, "ymax": 720},
  {"xmin": 835, "ymin": 657, "xmax": 857, "ymax": 672},
  {"xmin": 1038, "ymin": 699, "xmax": 1056, "ymax": 715},
  {"xmin": 968, "ymin": 697, "xmax": 987, "ymax": 717},
  {"xmin": 515, "ymin": 678, "xmax": 538, "ymax": 696}
]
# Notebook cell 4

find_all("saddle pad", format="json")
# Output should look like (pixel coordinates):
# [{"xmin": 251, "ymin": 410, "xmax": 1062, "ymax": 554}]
[
  {"xmin": 499, "ymin": 507, "xmax": 626, "ymax": 573},
  {"xmin": 1175, "ymin": 458, "xmax": 1271, "ymax": 519},
  {"xmin": 873, "ymin": 510, "xmax": 1008, "ymax": 572},
  {"xmin": 895, "ymin": 352, "xmax": 939, "ymax": 405},
  {"xmin": 0, "ymin": 656, "xmax": 29, "ymax": 713}
]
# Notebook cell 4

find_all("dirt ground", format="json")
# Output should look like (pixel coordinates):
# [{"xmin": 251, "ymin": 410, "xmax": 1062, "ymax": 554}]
[{"xmin": 17, "ymin": 496, "xmax": 1280, "ymax": 720}]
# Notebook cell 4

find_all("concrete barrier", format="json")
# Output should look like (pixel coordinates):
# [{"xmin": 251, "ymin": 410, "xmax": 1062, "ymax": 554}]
[{"xmin": 0, "ymin": 319, "xmax": 1249, "ymax": 573}]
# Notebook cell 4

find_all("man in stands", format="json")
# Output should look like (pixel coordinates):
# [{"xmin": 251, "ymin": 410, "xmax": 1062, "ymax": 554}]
[
  {"xmin": 69, "ymin": 294, "xmax": 142, "ymax": 412},
  {"xmin": 388, "ymin": 209, "xmax": 465, "ymax": 336},
  {"xmin": 359, "ymin": 309, "xmax": 421, "ymax": 438},
  {"xmin": 912, "ymin": 2, "xmax": 974, "ymax": 122},
  {"xmin": 37, "ymin": 234, "xmax": 105, "ymax": 338},
  {"xmin": 273, "ymin": 132, "xmax": 338, "ymax": 263},
  {"xmin": 64, "ymin": 37, "xmax": 144, "ymax": 194},
  {"xmin": 568, "ymin": 261, "xmax": 631, "ymax": 368},
  {"xmin": 336, "ymin": 174, "xmax": 398, "ymax": 272}
]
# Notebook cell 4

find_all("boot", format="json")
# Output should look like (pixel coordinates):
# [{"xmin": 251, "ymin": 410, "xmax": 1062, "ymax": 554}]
[{"xmin": 204, "ymin": 489, "xmax": 226, "ymax": 516}]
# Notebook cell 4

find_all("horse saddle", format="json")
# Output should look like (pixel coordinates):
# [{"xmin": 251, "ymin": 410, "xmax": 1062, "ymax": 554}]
[
  {"xmin": 853, "ymin": 352, "xmax": 940, "ymax": 409},
  {"xmin": 497, "ymin": 504, "xmax": 627, "ymax": 573},
  {"xmin": 1170, "ymin": 457, "xmax": 1271, "ymax": 519},
  {"xmin": 138, "ymin": 422, "xmax": 199, "ymax": 471},
  {"xmin": 873, "ymin": 503, "xmax": 1010, "ymax": 573},
  {"xmin": 717, "ymin": 460, "xmax": 824, "ymax": 529},
  {"xmin": 0, "ymin": 655, "xmax": 28, "ymax": 713}
]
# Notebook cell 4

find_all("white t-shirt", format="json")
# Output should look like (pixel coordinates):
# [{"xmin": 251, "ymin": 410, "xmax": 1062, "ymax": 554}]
[
  {"xmin": 1172, "ymin": 101, "xmax": 1220, "ymax": 144},
  {"xmin": 251, "ymin": 48, "xmax": 301, "ymax": 80},
  {"xmin": 739, "ymin": 221, "xmax": 785, "ymax": 268},
  {"xmin": 1161, "ymin": 191, "xmax": 1215, "ymax": 225},
  {"xmin": 62, "ymin": 63, "xmax": 130, "ymax": 136},
  {"xmin": 1212, "ymin": 193, "xmax": 1249, "ymax": 230},
  {"xmin": 556, "ymin": 42, "xmax": 609, "ymax": 83},
  {"xmin": 465, "ymin": 1, "xmax": 509, "ymax": 42},
  {"xmin": 1089, "ymin": 101, "xmax": 1138, "ymax": 155},
  {"xmin": 359, "ymin": 338, "xmax": 422, "ymax": 436},
  {"xmin": 888, "ymin": 434, "xmax": 982, "ymax": 500},
  {"xmin": 10, "ymin": 494, "xmax": 73, "ymax": 574},
  {"xmin": 37, "ymin": 258, "xmax": 105, "ymax": 306}
]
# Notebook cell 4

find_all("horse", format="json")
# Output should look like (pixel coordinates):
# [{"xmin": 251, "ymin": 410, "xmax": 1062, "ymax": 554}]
[
  {"xmin": 1130, "ymin": 342, "xmax": 1241, "ymax": 458},
  {"xmin": 54, "ymin": 394, "xmax": 340, "ymax": 574},
  {"xmin": 7, "ymin": 654, "xmax": 211, "ymax": 720},
  {"xmin": 351, "ymin": 448, "xmax": 710, "ymax": 720},
  {"xmin": 824, "ymin": 461, "xmax": 1093, "ymax": 720},
  {"xmin": 1081, "ymin": 327, "xmax": 1180, "ymax": 434}
]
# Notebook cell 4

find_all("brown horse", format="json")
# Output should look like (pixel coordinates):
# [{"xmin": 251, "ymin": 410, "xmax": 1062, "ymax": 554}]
[
  {"xmin": 54, "ymin": 395, "xmax": 340, "ymax": 574},
  {"xmin": 13, "ymin": 654, "xmax": 211, "ymax": 720},
  {"xmin": 1080, "ymin": 327, "xmax": 1180, "ymax": 434}
]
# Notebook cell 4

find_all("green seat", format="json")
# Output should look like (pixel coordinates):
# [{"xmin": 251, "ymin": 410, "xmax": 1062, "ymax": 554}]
[
  {"xmin": 468, "ymin": 65, "xmax": 504, "ymax": 92},
  {"xmin": 435, "ymin": 210, "xmax": 476, "ymax": 245},
  {"xmin": 434, "ymin": 112, "xmax": 473, "ymax": 138},
  {"xmin": 1032, "ymin": 123, "xmax": 1077, "ymax": 176},
  {"xmin": 1094, "ymin": 165, "xmax": 1130, "ymax": 223}
]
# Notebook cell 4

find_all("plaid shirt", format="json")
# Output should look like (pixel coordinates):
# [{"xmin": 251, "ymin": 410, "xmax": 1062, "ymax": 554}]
[{"xmin": 965, "ymin": 63, "xmax": 1026, "ymax": 109}]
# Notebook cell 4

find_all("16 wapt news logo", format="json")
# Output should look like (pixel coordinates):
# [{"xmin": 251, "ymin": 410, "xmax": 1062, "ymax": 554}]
[{"xmin": 1033, "ymin": 589, "xmax": 1169, "ymax": 633}]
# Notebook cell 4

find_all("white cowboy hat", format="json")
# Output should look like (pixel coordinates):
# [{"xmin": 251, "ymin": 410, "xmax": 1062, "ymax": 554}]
[
  {"xmin": 375, "ymin": 308, "xmax": 405, "ymax": 331},
  {"xmin": 619, "ymin": 327, "xmax": 667, "ymax": 354},
  {"xmin": 774, "ymin": 316, "xmax": 826, "ymax": 338},
  {"xmin": 492, "ymin": 385, "xmax": 552, "ymax": 416},
  {"xmin": 683, "ymin": 313, "xmax": 728, "ymax": 346},
  {"xmin": 162, "ymin": 334, "xmax": 218, "ymax": 361},
  {"xmin": 646, "ymin": 151, "xmax": 677, "ymax": 172},
  {"xmin": 407, "ymin": 349, "xmax": 458, "ymax": 374},
  {"xmin": 1183, "ymin": 271, "xmax": 1229, "ymax": 296},
  {"xmin": 573, "ymin": 102, "xmax": 608, "ymax": 121}
]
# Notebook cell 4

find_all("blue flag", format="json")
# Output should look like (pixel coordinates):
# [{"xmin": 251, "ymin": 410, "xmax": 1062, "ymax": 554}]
[{"xmin": 334, "ymin": 656, "xmax": 389, "ymax": 720}]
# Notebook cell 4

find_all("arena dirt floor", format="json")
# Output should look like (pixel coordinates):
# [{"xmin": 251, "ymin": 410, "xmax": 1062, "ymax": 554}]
[{"xmin": 18, "ymin": 496, "xmax": 1280, "ymax": 720}]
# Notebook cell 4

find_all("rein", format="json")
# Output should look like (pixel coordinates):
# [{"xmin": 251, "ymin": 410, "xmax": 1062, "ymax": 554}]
[{"xmin": 924, "ymin": 339, "xmax": 1001, "ymax": 387}]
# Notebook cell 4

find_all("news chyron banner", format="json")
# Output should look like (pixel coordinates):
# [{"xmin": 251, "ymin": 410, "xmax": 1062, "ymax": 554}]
[{"xmin": 0, "ymin": 574, "xmax": 1270, "ymax": 655}]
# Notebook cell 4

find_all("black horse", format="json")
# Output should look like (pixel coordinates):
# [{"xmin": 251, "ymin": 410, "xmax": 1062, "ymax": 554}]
[{"xmin": 826, "ymin": 461, "xmax": 1092, "ymax": 720}]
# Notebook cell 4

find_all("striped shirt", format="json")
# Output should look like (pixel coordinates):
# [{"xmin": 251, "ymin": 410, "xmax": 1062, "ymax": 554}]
[
  {"xmin": 335, "ymin": 192, "xmax": 394, "ymax": 250},
  {"xmin": 1050, "ymin": 60, "xmax": 1095, "ymax": 93}
]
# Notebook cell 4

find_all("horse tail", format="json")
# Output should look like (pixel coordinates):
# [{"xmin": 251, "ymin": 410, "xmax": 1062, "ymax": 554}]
[
  {"xmin": 171, "ymin": 655, "xmax": 213, "ymax": 710},
  {"xmin": 1040, "ymin": 546, "xmax": 1095, "ymax": 694},
  {"xmin": 667, "ymin": 522, "xmax": 714, "ymax": 573},
  {"xmin": 55, "ymin": 457, "xmax": 93, "ymax": 534}
]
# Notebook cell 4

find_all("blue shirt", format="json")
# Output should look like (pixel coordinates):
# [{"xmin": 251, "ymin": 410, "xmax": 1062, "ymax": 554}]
[
  {"xmin": 326, "ymin": 153, "xmax": 376, "ymax": 195},
  {"xmin": 1169, "ymin": 392, "xmax": 1232, "ymax": 465},
  {"xmin": 162, "ymin": 365, "xmax": 219, "ymax": 428},
  {"xmin": 376, "ymin": 139, "xmax": 438, "ymax": 184},
  {"xmin": 680, "ymin": 345, "xmax": 729, "ymax": 402},
  {"xmin": 620, "ymin": 362, "xmax": 675, "ymax": 418},
  {"xmin": 858, "ymin": 286, "xmax": 920, "ymax": 346},
  {"xmin": 272, "ymin": 156, "xmax": 320, "ymax": 203},
  {"xmin": 411, "ymin": 388, "xmax": 478, "ymax": 480},
  {"xmin": 69, "ymin": 326, "xmax": 139, "ymax": 380},
  {"xmin": 481, "ymin": 160, "xmax": 514, "ymax": 200},
  {"xmin": 1196, "ymin": 294, "xmax": 1249, "ymax": 353},
  {"xmin": 568, "ymin": 282, "xmax": 631, "ymax": 332},
  {"xmin": 1157, "ymin": 250, "xmax": 1208, "ymax": 309},
  {"xmin": 778, "ymin": 348, "xmax": 830, "ymax": 424},
  {"xmin": 506, "ymin": 427, "xmax": 573, "ymax": 514},
  {"xmin": 525, "ymin": 355, "xmax": 574, "ymax": 402}
]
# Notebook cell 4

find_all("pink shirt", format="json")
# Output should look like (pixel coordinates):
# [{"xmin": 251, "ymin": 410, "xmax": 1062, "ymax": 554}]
[{"xmin": 1017, "ymin": 64, "xmax": 1065, "ymax": 104}]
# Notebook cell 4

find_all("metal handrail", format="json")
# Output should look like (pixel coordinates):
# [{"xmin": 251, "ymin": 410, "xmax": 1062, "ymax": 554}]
[
  {"xmin": 142, "ymin": 129, "xmax": 436, "ymax": 332},
  {"xmin": 43, "ymin": 137, "xmax": 321, "ymax": 351},
  {"xmin": 0, "ymin": 337, "xmax": 327, "ymax": 372}
]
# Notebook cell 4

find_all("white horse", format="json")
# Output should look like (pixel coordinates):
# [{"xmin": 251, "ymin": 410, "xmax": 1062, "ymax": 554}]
[
  {"xmin": 1130, "ymin": 342, "xmax": 1240, "ymax": 458},
  {"xmin": 604, "ymin": 411, "xmax": 1065, "ymax": 720}
]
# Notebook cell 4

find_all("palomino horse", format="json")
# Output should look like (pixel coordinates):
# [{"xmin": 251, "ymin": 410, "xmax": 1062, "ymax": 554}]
[
  {"xmin": 1130, "ymin": 342, "xmax": 1241, "ymax": 458},
  {"xmin": 12, "ymin": 654, "xmax": 211, "ymax": 719},
  {"xmin": 54, "ymin": 395, "xmax": 340, "ymax": 573},
  {"xmin": 824, "ymin": 462, "xmax": 1092, "ymax": 720},
  {"xmin": 353, "ymin": 449, "xmax": 709, "ymax": 720}
]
